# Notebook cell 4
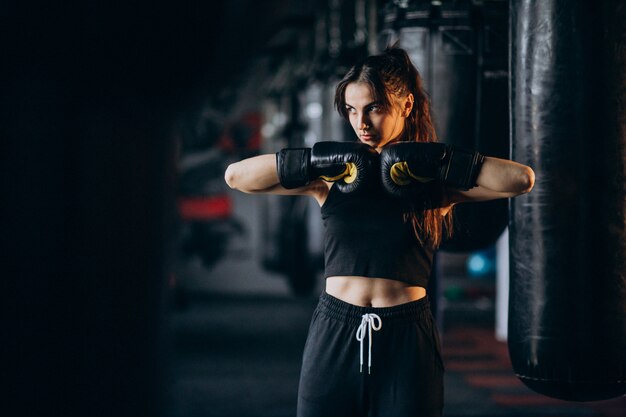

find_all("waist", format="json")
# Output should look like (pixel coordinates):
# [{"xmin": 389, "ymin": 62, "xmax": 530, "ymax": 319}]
[
  {"xmin": 316, "ymin": 291, "xmax": 432, "ymax": 326},
  {"xmin": 325, "ymin": 276, "xmax": 427, "ymax": 307}
]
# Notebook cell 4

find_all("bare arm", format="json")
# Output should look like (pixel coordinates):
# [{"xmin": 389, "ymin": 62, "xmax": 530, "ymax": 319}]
[
  {"xmin": 224, "ymin": 154, "xmax": 280, "ymax": 193},
  {"xmin": 224, "ymin": 154, "xmax": 329, "ymax": 204},
  {"xmin": 446, "ymin": 156, "xmax": 535, "ymax": 204}
]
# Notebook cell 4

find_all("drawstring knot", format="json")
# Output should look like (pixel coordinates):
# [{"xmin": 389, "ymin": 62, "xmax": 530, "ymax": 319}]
[{"xmin": 355, "ymin": 313, "xmax": 382, "ymax": 374}]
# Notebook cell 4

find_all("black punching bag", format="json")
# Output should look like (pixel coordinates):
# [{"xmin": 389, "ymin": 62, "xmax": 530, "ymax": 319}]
[{"xmin": 509, "ymin": 0, "xmax": 626, "ymax": 401}]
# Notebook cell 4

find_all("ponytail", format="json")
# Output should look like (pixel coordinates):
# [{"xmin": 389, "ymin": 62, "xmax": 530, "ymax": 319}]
[{"xmin": 335, "ymin": 45, "xmax": 454, "ymax": 248}]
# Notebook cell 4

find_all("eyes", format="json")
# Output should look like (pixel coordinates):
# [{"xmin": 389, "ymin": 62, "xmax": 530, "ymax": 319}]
[{"xmin": 345, "ymin": 104, "xmax": 383, "ymax": 115}]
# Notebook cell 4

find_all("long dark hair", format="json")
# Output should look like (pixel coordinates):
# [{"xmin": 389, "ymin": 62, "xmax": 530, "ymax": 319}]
[{"xmin": 334, "ymin": 46, "xmax": 453, "ymax": 248}]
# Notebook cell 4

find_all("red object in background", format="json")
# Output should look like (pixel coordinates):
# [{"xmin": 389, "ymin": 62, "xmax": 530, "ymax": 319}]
[
  {"xmin": 177, "ymin": 194, "xmax": 232, "ymax": 220},
  {"xmin": 217, "ymin": 111, "xmax": 262, "ymax": 152},
  {"xmin": 242, "ymin": 112, "xmax": 262, "ymax": 151}
]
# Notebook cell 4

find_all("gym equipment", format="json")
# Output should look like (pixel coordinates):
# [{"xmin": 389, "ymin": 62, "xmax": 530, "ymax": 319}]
[{"xmin": 508, "ymin": 0, "xmax": 626, "ymax": 401}]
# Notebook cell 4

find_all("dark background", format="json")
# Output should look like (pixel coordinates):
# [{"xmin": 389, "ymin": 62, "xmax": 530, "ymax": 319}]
[
  {"xmin": 3, "ymin": 1, "xmax": 290, "ymax": 416},
  {"xmin": 4, "ymin": 1, "xmax": 626, "ymax": 416}
]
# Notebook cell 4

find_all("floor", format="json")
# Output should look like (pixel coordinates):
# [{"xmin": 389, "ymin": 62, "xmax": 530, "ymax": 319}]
[{"xmin": 165, "ymin": 292, "xmax": 626, "ymax": 417}]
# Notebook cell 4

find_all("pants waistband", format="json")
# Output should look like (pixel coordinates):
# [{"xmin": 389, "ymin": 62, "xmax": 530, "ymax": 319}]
[{"xmin": 317, "ymin": 291, "xmax": 431, "ymax": 326}]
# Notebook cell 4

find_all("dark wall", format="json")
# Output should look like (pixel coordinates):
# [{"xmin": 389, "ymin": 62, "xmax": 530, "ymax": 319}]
[{"xmin": 2, "ymin": 2, "xmax": 242, "ymax": 416}]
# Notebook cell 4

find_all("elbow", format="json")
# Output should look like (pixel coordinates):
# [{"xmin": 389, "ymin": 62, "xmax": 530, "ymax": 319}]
[
  {"xmin": 518, "ymin": 166, "xmax": 535, "ymax": 195},
  {"xmin": 224, "ymin": 163, "xmax": 238, "ymax": 190}
]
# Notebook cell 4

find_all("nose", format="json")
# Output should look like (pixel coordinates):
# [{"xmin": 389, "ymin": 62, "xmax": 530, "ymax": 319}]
[{"xmin": 357, "ymin": 113, "xmax": 370, "ymax": 131}]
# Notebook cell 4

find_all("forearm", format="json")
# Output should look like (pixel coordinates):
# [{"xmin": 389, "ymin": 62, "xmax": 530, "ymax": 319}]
[
  {"xmin": 475, "ymin": 156, "xmax": 535, "ymax": 195},
  {"xmin": 224, "ymin": 154, "xmax": 279, "ymax": 193}
]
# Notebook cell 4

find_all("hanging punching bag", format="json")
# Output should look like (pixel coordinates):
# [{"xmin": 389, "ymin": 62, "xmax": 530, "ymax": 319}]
[{"xmin": 509, "ymin": 0, "xmax": 626, "ymax": 401}]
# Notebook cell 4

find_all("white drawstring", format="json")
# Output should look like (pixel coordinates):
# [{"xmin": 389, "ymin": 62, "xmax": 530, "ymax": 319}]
[{"xmin": 355, "ymin": 313, "xmax": 382, "ymax": 374}]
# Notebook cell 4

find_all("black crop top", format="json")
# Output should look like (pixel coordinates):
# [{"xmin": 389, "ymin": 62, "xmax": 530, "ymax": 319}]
[{"xmin": 321, "ymin": 184, "xmax": 435, "ymax": 287}]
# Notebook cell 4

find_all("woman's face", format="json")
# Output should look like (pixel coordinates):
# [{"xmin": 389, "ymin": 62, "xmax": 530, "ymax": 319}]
[{"xmin": 344, "ymin": 82, "xmax": 413, "ymax": 152}]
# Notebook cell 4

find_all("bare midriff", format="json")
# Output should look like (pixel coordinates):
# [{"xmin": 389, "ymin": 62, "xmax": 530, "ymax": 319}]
[{"xmin": 325, "ymin": 276, "xmax": 427, "ymax": 307}]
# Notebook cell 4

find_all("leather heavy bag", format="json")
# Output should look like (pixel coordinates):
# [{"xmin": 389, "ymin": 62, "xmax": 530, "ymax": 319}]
[
  {"xmin": 509, "ymin": 0, "xmax": 626, "ymax": 401},
  {"xmin": 381, "ymin": 1, "xmax": 510, "ymax": 251}
]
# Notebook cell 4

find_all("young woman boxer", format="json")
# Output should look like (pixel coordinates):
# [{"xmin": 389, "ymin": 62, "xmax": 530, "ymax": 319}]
[{"xmin": 224, "ymin": 46, "xmax": 534, "ymax": 417}]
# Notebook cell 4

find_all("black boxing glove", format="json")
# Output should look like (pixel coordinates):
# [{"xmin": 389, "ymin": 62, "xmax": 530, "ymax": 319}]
[
  {"xmin": 380, "ymin": 142, "xmax": 485, "ymax": 197},
  {"xmin": 276, "ymin": 141, "xmax": 379, "ymax": 193}
]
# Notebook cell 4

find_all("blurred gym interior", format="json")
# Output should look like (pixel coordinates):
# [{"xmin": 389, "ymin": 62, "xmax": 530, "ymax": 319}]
[{"xmin": 4, "ymin": 1, "xmax": 626, "ymax": 416}]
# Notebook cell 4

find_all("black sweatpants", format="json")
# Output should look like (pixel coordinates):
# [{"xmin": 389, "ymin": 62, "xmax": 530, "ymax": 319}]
[{"xmin": 297, "ymin": 292, "xmax": 444, "ymax": 417}]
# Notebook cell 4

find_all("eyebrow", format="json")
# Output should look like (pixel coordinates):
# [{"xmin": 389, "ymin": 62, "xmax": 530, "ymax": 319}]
[{"xmin": 344, "ymin": 101, "xmax": 382, "ymax": 109}]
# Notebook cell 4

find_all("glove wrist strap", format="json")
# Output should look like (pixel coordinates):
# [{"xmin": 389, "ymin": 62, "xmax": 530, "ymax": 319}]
[
  {"xmin": 276, "ymin": 148, "xmax": 311, "ymax": 189},
  {"xmin": 442, "ymin": 146, "xmax": 485, "ymax": 190}
]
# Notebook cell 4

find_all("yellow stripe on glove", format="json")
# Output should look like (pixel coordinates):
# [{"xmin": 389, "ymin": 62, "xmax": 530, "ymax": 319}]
[
  {"xmin": 320, "ymin": 162, "xmax": 357, "ymax": 183},
  {"xmin": 390, "ymin": 162, "xmax": 433, "ymax": 185}
]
